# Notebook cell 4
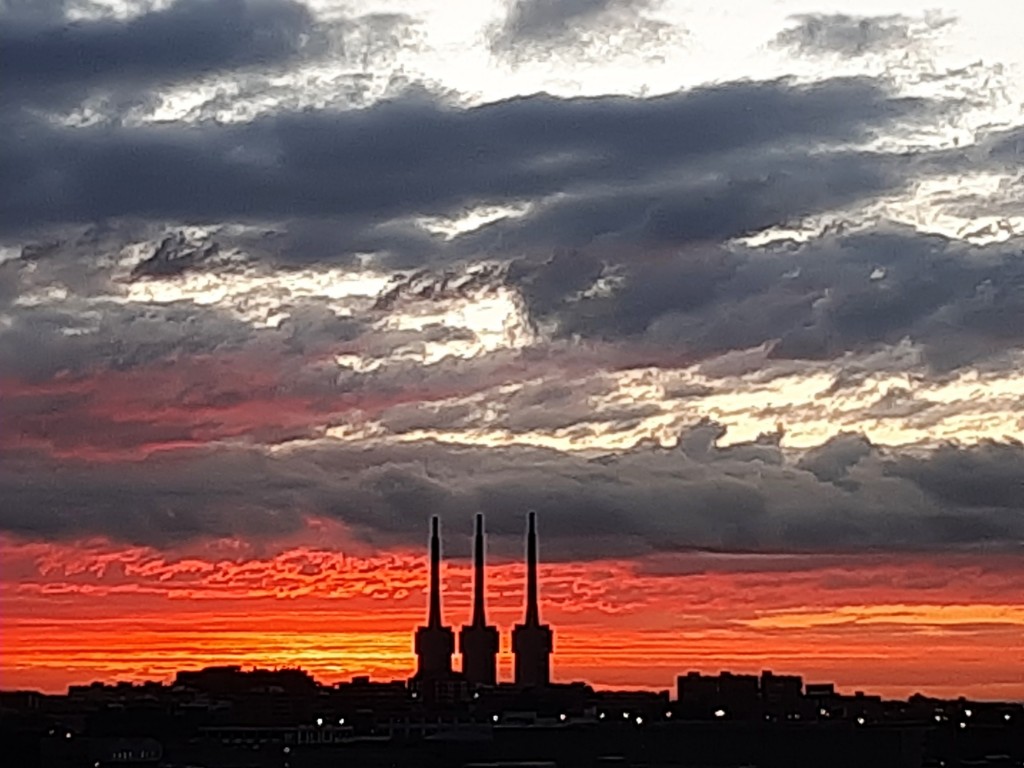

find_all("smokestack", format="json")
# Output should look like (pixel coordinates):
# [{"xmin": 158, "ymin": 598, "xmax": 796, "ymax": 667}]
[
  {"xmin": 512, "ymin": 510, "xmax": 552, "ymax": 688},
  {"xmin": 472, "ymin": 513, "xmax": 486, "ymax": 627},
  {"xmin": 460, "ymin": 513, "xmax": 499, "ymax": 686},
  {"xmin": 525, "ymin": 511, "xmax": 539, "ymax": 626},
  {"xmin": 428, "ymin": 515, "xmax": 442, "ymax": 628}
]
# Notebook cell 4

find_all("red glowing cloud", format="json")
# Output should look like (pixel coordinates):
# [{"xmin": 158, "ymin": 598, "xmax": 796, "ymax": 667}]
[{"xmin": 3, "ymin": 535, "xmax": 1021, "ymax": 700}]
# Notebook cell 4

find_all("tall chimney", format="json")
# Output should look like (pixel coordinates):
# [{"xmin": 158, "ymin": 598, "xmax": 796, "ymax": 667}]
[
  {"xmin": 428, "ymin": 515, "xmax": 442, "ymax": 628},
  {"xmin": 414, "ymin": 516, "xmax": 454, "ymax": 684},
  {"xmin": 524, "ymin": 511, "xmax": 539, "ymax": 626},
  {"xmin": 472, "ymin": 513, "xmax": 486, "ymax": 627},
  {"xmin": 459, "ymin": 513, "xmax": 499, "ymax": 686},
  {"xmin": 512, "ymin": 511, "xmax": 553, "ymax": 688}
]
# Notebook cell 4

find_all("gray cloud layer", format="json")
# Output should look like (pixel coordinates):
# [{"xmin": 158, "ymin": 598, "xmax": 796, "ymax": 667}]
[
  {"xmin": 0, "ymin": 0, "xmax": 318, "ymax": 108},
  {"xmin": 774, "ymin": 13, "xmax": 955, "ymax": 58},
  {"xmin": 2, "ymin": 0, "xmax": 1024, "ymax": 566},
  {"xmin": 490, "ymin": 0, "xmax": 673, "ymax": 62},
  {"xmin": 1, "ymin": 77, "xmax": 927, "ymax": 245},
  {"xmin": 511, "ymin": 226, "xmax": 1024, "ymax": 370},
  {"xmin": 1, "ymin": 425, "xmax": 1021, "ymax": 559}
]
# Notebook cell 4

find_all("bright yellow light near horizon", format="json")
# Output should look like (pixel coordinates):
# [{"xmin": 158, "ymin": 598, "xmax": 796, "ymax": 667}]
[{"xmin": 743, "ymin": 604, "xmax": 1024, "ymax": 631}]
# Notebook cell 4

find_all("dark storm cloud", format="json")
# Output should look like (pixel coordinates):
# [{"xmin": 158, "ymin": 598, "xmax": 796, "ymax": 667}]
[
  {"xmin": 0, "ymin": 77, "xmax": 927, "ymax": 242},
  {"xmin": 985, "ymin": 125, "xmax": 1024, "ymax": 163},
  {"xmin": 458, "ymin": 149, "xmax": 901, "ymax": 256},
  {"xmin": 773, "ymin": 13, "xmax": 955, "ymax": 58},
  {"xmin": 490, "ymin": 0, "xmax": 673, "ymax": 61},
  {"xmin": 512, "ymin": 225, "xmax": 1024, "ymax": 370},
  {"xmin": 129, "ymin": 232, "xmax": 233, "ymax": 279},
  {"xmin": 0, "ymin": 0, "xmax": 318, "ymax": 108},
  {"xmin": 494, "ymin": 0, "xmax": 635, "ymax": 42},
  {"xmin": 0, "ymin": 446, "xmax": 308, "ymax": 544},
  {"xmin": 797, "ymin": 433, "xmax": 874, "ymax": 483},
  {"xmin": 1, "ymin": 425, "xmax": 1021, "ymax": 559},
  {"xmin": 889, "ymin": 441, "xmax": 1024, "ymax": 510}
]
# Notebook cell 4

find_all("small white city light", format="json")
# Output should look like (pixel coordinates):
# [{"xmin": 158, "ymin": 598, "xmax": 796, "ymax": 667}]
[
  {"xmin": 856, "ymin": 717, "xmax": 865, "ymax": 725},
  {"xmin": 714, "ymin": 709, "xmax": 726, "ymax": 719},
  {"xmin": 1004, "ymin": 713, "xmax": 1012, "ymax": 722},
  {"xmin": 935, "ymin": 715, "xmax": 942, "ymax": 722},
  {"xmin": 665, "ymin": 711, "xmax": 673, "ymax": 719},
  {"xmin": 965, "ymin": 709, "xmax": 973, "ymax": 718},
  {"xmin": 622, "ymin": 712, "xmax": 630, "ymax": 719},
  {"xmin": 959, "ymin": 722, "xmax": 967, "ymax": 730},
  {"xmin": 315, "ymin": 717, "xmax": 324, "ymax": 727},
  {"xmin": 283, "ymin": 747, "xmax": 291, "ymax": 754},
  {"xmin": 338, "ymin": 718, "xmax": 345, "ymax": 725},
  {"xmin": 599, "ymin": 712, "xmax": 606, "ymax": 720},
  {"xmin": 492, "ymin": 715, "xmax": 499, "ymax": 723},
  {"xmin": 65, "ymin": 732, "xmax": 73, "ymax": 739},
  {"xmin": 559, "ymin": 713, "xmax": 567, "ymax": 722},
  {"xmin": 635, "ymin": 716, "xmax": 644, "ymax": 725}
]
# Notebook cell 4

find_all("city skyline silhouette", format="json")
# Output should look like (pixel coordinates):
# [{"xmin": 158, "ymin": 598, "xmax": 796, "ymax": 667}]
[{"xmin": 3, "ymin": 511, "xmax": 1017, "ymax": 707}]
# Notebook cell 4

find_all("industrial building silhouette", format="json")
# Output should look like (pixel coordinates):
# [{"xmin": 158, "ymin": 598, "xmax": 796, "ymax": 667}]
[
  {"xmin": 414, "ymin": 511, "xmax": 552, "ymax": 690},
  {"xmin": 4, "ymin": 509, "xmax": 1022, "ymax": 767}
]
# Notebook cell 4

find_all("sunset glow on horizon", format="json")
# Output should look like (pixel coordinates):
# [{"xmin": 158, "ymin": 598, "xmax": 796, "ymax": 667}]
[{"xmin": 3, "ymin": 534, "xmax": 1022, "ymax": 700}]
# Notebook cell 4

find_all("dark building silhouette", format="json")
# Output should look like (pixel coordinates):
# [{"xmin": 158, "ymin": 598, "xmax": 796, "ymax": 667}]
[
  {"xmin": 677, "ymin": 671, "xmax": 720, "ymax": 710},
  {"xmin": 413, "ymin": 516, "xmax": 454, "ymax": 681},
  {"xmin": 512, "ymin": 511, "xmax": 553, "ymax": 688},
  {"xmin": 6, "ymin": 506, "xmax": 1023, "ymax": 768},
  {"xmin": 677, "ymin": 671, "xmax": 759, "ymax": 718},
  {"xmin": 761, "ymin": 669, "xmax": 803, "ymax": 714},
  {"xmin": 174, "ymin": 665, "xmax": 317, "ymax": 696},
  {"xmin": 459, "ymin": 513, "xmax": 500, "ymax": 686}
]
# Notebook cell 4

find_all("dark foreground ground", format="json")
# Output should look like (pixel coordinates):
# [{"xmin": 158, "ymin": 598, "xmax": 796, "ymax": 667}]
[{"xmin": 12, "ymin": 719, "xmax": 1024, "ymax": 768}]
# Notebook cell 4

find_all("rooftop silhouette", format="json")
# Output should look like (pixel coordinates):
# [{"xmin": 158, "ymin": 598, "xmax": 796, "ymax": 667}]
[{"xmin": 2, "ymin": 512, "xmax": 1021, "ymax": 768}]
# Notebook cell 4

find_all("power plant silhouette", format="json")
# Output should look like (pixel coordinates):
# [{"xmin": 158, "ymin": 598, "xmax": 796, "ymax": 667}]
[
  {"xmin": 11, "ymin": 513, "xmax": 1022, "ymax": 768},
  {"xmin": 413, "ymin": 512, "xmax": 552, "ymax": 689}
]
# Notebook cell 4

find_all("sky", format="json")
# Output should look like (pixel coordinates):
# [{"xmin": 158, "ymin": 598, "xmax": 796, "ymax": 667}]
[{"xmin": 1, "ymin": 0, "xmax": 1023, "ymax": 700}]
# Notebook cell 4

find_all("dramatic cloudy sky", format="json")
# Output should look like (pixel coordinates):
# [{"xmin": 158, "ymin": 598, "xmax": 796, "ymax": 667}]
[{"xmin": 2, "ymin": 0, "xmax": 1023, "ymax": 698}]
